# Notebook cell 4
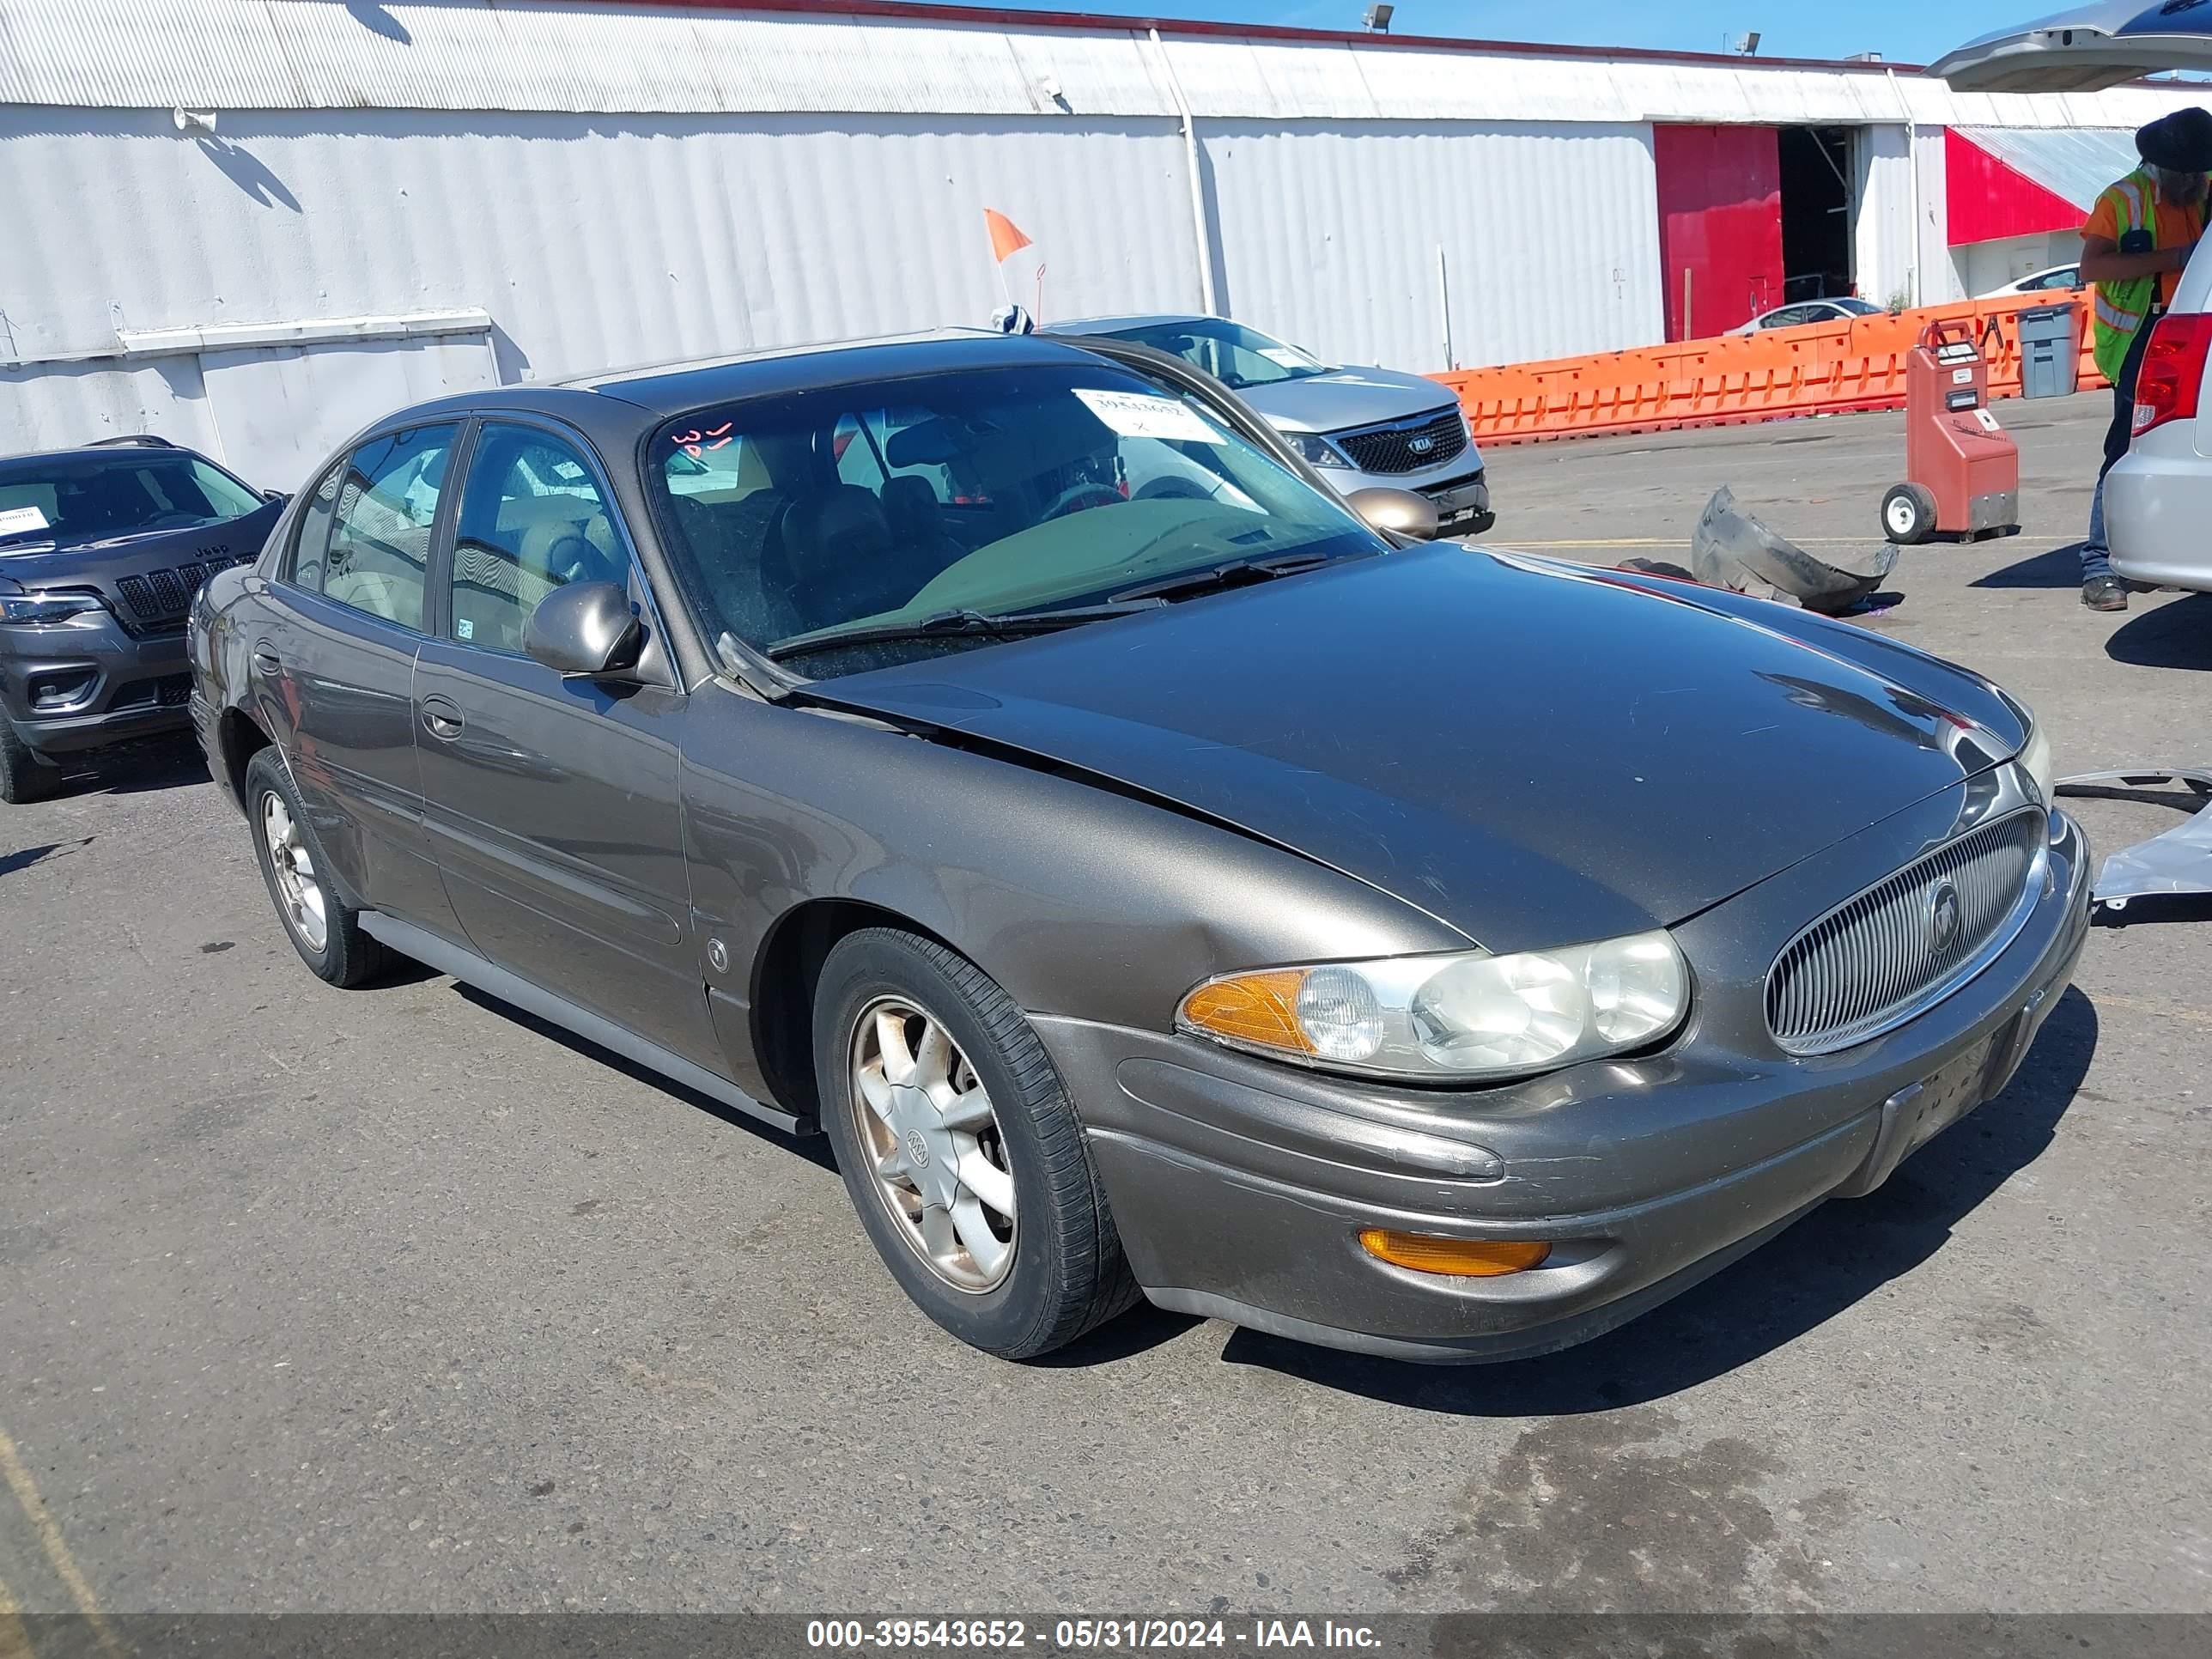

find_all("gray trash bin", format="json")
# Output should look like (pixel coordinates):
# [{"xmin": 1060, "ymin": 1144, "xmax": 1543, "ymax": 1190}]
[{"xmin": 2017, "ymin": 302, "xmax": 2081, "ymax": 399}]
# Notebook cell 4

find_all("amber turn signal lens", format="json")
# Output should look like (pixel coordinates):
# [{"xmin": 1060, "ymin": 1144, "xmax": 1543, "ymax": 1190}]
[
  {"xmin": 1179, "ymin": 970, "xmax": 1316, "ymax": 1054},
  {"xmin": 1358, "ymin": 1230, "xmax": 1551, "ymax": 1277}
]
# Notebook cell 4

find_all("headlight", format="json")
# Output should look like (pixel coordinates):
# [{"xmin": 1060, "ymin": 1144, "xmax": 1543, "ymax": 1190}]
[
  {"xmin": 2015, "ymin": 714, "xmax": 2054, "ymax": 805},
  {"xmin": 1285, "ymin": 431, "xmax": 1353, "ymax": 470},
  {"xmin": 0, "ymin": 591, "xmax": 107, "ymax": 624},
  {"xmin": 1177, "ymin": 931, "xmax": 1689, "ymax": 1083}
]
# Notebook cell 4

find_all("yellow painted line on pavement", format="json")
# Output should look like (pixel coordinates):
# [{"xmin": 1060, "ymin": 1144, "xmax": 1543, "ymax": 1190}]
[
  {"xmin": 0, "ymin": 1568, "xmax": 35, "ymax": 1659},
  {"xmin": 0, "ymin": 1428, "xmax": 118, "ymax": 1657}
]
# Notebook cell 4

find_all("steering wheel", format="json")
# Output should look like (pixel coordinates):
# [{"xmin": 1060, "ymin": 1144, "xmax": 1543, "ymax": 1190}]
[
  {"xmin": 1043, "ymin": 482, "xmax": 1123, "ymax": 521},
  {"xmin": 1134, "ymin": 477, "xmax": 1210, "ymax": 502}
]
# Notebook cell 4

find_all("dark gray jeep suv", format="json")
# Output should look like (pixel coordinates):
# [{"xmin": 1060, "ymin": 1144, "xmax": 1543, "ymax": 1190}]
[
  {"xmin": 191, "ymin": 332, "xmax": 2089, "ymax": 1364},
  {"xmin": 2, "ymin": 436, "xmax": 282, "ymax": 802}
]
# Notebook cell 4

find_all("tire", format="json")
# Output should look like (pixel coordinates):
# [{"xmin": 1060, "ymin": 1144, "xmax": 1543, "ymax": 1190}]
[
  {"xmin": 0, "ymin": 722, "xmax": 61, "ymax": 805},
  {"xmin": 1880, "ymin": 482, "xmax": 1938, "ymax": 545},
  {"xmin": 814, "ymin": 927, "xmax": 1140, "ymax": 1359},
  {"xmin": 244, "ymin": 747, "xmax": 386, "ymax": 988}
]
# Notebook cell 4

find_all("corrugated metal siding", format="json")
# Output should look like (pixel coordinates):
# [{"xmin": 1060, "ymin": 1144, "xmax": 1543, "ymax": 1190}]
[
  {"xmin": 0, "ymin": 355, "xmax": 221, "ymax": 459},
  {"xmin": 1201, "ymin": 121, "xmax": 1664, "ymax": 373},
  {"xmin": 3, "ymin": 0, "xmax": 2210, "ymax": 126},
  {"xmin": 0, "ymin": 104, "xmax": 1204, "ymax": 368},
  {"xmin": 1914, "ymin": 124, "xmax": 1963, "ymax": 302},
  {"xmin": 1853, "ymin": 125, "xmax": 1917, "ymax": 310}
]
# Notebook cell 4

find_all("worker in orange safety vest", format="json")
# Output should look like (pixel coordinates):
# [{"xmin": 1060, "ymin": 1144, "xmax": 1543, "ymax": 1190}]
[{"xmin": 2076, "ymin": 107, "xmax": 2212, "ymax": 612}]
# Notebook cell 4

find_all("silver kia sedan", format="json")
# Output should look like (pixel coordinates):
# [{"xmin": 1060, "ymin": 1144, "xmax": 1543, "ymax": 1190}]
[{"xmin": 1043, "ymin": 315, "xmax": 1494, "ymax": 536}]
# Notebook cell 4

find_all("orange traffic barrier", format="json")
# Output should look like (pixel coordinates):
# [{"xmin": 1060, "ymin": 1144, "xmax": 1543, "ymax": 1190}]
[{"xmin": 1435, "ymin": 294, "xmax": 2106, "ymax": 446}]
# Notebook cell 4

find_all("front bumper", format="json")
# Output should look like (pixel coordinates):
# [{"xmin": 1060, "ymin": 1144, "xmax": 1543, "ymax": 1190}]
[
  {"xmin": 2106, "ymin": 424, "xmax": 2212, "ymax": 592},
  {"xmin": 1038, "ymin": 810, "xmax": 2092, "ymax": 1364},
  {"xmin": 1332, "ymin": 459, "xmax": 1492, "ymax": 536},
  {"xmin": 1, "ymin": 618, "xmax": 193, "ymax": 755}
]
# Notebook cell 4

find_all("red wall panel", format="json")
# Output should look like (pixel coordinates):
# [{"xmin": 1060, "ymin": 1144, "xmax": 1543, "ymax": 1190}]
[
  {"xmin": 1945, "ymin": 128, "xmax": 2087, "ymax": 246},
  {"xmin": 1653, "ymin": 125, "xmax": 1784, "ymax": 340}
]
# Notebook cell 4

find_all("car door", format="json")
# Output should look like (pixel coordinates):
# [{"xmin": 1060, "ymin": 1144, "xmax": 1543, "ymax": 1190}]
[
  {"xmin": 410, "ymin": 417, "xmax": 720, "ymax": 1072},
  {"xmin": 252, "ymin": 422, "xmax": 462, "ymax": 939},
  {"xmin": 1933, "ymin": 5, "xmax": 2212, "ymax": 92}
]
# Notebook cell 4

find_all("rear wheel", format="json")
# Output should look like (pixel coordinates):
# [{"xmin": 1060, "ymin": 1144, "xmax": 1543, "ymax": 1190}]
[
  {"xmin": 0, "ymin": 723, "xmax": 61, "ymax": 805},
  {"xmin": 1881, "ymin": 482, "xmax": 1938, "ymax": 545},
  {"xmin": 815, "ymin": 927, "xmax": 1139, "ymax": 1358},
  {"xmin": 246, "ymin": 747, "xmax": 386, "ymax": 987}
]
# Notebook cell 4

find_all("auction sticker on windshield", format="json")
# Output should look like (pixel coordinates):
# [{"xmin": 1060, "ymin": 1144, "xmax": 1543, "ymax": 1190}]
[
  {"xmin": 1073, "ymin": 387, "xmax": 1224, "ymax": 444},
  {"xmin": 1259, "ymin": 346, "xmax": 1317, "ymax": 370},
  {"xmin": 0, "ymin": 506, "xmax": 51, "ymax": 537}
]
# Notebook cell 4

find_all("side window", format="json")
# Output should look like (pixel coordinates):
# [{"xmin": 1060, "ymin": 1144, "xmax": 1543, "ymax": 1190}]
[
  {"xmin": 289, "ymin": 459, "xmax": 344, "ymax": 592},
  {"xmin": 318, "ymin": 426, "xmax": 457, "ymax": 630},
  {"xmin": 450, "ymin": 425, "xmax": 623, "ymax": 654}
]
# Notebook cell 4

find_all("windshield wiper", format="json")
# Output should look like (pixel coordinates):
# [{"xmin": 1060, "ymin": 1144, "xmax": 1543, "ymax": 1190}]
[
  {"xmin": 766, "ymin": 599, "xmax": 1164, "ymax": 662},
  {"xmin": 1107, "ymin": 551, "xmax": 1333, "ymax": 606}
]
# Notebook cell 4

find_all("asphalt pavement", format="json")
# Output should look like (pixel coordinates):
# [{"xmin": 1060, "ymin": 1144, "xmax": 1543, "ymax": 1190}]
[{"xmin": 2, "ymin": 389, "xmax": 2207, "ymax": 1630}]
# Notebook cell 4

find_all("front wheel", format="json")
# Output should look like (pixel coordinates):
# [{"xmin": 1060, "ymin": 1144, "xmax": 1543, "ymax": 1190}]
[
  {"xmin": 814, "ymin": 928, "xmax": 1139, "ymax": 1359},
  {"xmin": 0, "ymin": 722, "xmax": 61, "ymax": 805},
  {"xmin": 1881, "ymin": 482, "xmax": 1938, "ymax": 545}
]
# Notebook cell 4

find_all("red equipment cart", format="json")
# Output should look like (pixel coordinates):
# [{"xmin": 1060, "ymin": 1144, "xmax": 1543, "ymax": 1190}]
[{"xmin": 1881, "ymin": 317, "xmax": 2021, "ymax": 544}]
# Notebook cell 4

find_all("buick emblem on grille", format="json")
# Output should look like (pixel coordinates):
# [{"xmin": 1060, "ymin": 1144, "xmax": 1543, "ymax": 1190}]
[{"xmin": 1928, "ymin": 880, "xmax": 1961, "ymax": 952}]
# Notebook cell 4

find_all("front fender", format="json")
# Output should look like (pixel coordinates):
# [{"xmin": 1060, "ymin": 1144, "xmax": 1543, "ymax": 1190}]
[{"xmin": 676, "ymin": 681, "xmax": 1465, "ymax": 1090}]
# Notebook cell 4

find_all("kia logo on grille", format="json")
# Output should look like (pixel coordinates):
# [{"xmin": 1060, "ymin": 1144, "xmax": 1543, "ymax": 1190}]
[
  {"xmin": 1408, "ymin": 435, "xmax": 1435, "ymax": 453},
  {"xmin": 1928, "ymin": 880, "xmax": 1961, "ymax": 952}
]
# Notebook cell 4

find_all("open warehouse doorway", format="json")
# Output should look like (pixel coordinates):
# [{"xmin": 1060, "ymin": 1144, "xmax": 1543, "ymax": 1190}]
[
  {"xmin": 1654, "ymin": 123, "xmax": 1866, "ymax": 339},
  {"xmin": 1778, "ymin": 125, "xmax": 1856, "ymax": 303}
]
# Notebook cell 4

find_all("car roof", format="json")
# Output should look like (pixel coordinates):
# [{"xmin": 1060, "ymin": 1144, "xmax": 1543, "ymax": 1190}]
[
  {"xmin": 0, "ymin": 443, "xmax": 210, "ymax": 473},
  {"xmin": 289, "ymin": 331, "xmax": 1150, "ymax": 457},
  {"xmin": 1039, "ymin": 313, "xmax": 1212, "ymax": 335},
  {"xmin": 560, "ymin": 328, "xmax": 1116, "ymax": 416}
]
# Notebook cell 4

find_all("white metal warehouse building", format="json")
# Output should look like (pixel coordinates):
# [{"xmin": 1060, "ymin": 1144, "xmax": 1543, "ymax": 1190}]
[{"xmin": 2, "ymin": 0, "xmax": 2205, "ymax": 489}]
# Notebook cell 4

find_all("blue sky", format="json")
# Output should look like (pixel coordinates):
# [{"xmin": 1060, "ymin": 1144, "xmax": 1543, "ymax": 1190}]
[{"xmin": 904, "ymin": 1, "xmax": 2028, "ymax": 66}]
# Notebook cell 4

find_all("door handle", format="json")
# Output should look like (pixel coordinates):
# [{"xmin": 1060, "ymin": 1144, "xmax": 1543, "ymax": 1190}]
[
  {"xmin": 419, "ymin": 696, "xmax": 465, "ymax": 741},
  {"xmin": 251, "ymin": 646, "xmax": 281, "ymax": 675}
]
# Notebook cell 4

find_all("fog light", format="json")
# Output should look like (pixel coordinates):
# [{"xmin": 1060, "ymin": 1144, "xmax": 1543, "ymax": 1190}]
[{"xmin": 1358, "ymin": 1229, "xmax": 1550, "ymax": 1277}]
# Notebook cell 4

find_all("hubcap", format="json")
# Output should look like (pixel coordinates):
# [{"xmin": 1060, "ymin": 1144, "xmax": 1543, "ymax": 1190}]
[
  {"xmin": 848, "ymin": 996, "xmax": 1016, "ymax": 1293},
  {"xmin": 259, "ymin": 790, "xmax": 329, "ymax": 954},
  {"xmin": 1887, "ymin": 497, "xmax": 1916, "ymax": 535}
]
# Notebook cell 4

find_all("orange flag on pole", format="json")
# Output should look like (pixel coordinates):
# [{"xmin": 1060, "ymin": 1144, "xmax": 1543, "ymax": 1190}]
[{"xmin": 984, "ymin": 209, "xmax": 1032, "ymax": 264}]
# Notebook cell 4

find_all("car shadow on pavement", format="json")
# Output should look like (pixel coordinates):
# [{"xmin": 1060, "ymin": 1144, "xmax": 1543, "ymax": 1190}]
[
  {"xmin": 1969, "ymin": 544, "xmax": 2085, "ymax": 588},
  {"xmin": 1217, "ymin": 986, "xmax": 2099, "ymax": 1414},
  {"xmin": 2105, "ymin": 592, "xmax": 2212, "ymax": 670},
  {"xmin": 43, "ymin": 732, "xmax": 211, "ymax": 799},
  {"xmin": 447, "ymin": 983, "xmax": 839, "ymax": 1171}
]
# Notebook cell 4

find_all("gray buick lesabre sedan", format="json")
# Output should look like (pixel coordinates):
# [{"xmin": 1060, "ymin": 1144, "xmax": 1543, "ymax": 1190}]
[{"xmin": 189, "ymin": 331, "xmax": 2090, "ymax": 1364}]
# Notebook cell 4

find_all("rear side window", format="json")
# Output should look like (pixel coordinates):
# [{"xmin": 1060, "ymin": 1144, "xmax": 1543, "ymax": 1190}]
[
  {"xmin": 291, "ymin": 426, "xmax": 457, "ymax": 631},
  {"xmin": 449, "ymin": 425, "xmax": 623, "ymax": 653}
]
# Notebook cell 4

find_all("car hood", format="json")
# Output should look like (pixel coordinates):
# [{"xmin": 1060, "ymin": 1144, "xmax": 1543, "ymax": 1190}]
[
  {"xmin": 0, "ymin": 503, "xmax": 280, "ymax": 590},
  {"xmin": 808, "ymin": 546, "xmax": 2027, "ymax": 951},
  {"xmin": 1234, "ymin": 368, "xmax": 1460, "ymax": 436}
]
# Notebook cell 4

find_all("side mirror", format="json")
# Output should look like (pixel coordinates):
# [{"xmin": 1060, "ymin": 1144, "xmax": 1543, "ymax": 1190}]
[
  {"xmin": 524, "ymin": 581, "xmax": 642, "ymax": 678},
  {"xmin": 262, "ymin": 488, "xmax": 289, "ymax": 505},
  {"xmin": 1346, "ymin": 487, "xmax": 1440, "ymax": 541}
]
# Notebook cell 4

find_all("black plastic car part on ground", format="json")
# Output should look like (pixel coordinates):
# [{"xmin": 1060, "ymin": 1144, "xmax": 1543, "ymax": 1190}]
[
  {"xmin": 191, "ymin": 331, "xmax": 2086, "ymax": 1364},
  {"xmin": 1, "ymin": 442, "xmax": 282, "ymax": 801}
]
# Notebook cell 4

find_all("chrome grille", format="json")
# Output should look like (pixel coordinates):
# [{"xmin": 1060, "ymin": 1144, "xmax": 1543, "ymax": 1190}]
[
  {"xmin": 1333, "ymin": 409, "xmax": 1469, "ymax": 475},
  {"xmin": 1765, "ymin": 809, "xmax": 2045, "ymax": 1055}
]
